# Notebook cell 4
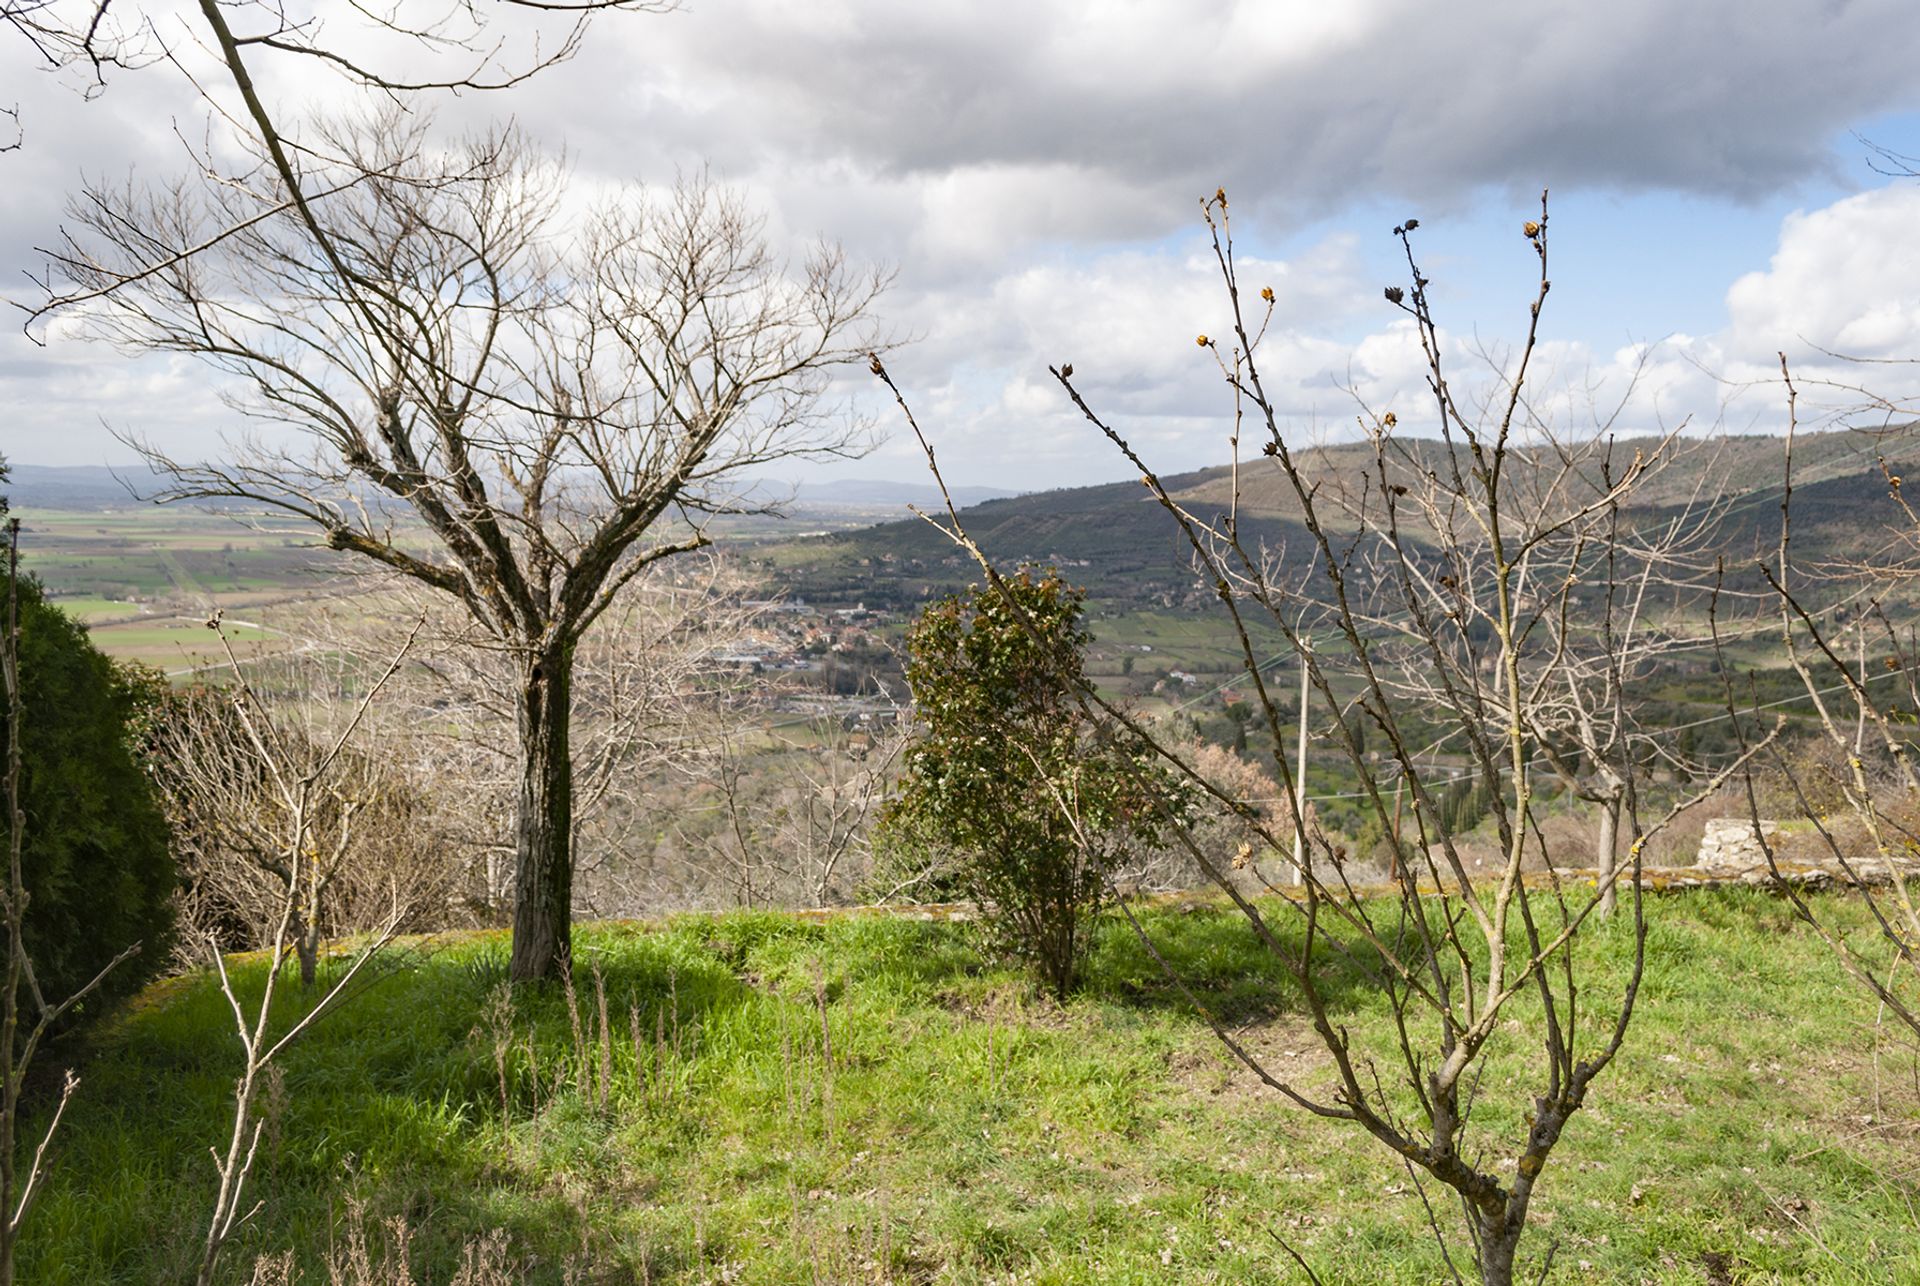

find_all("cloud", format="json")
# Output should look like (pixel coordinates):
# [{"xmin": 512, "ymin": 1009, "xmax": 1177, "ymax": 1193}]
[
  {"xmin": 528, "ymin": 0, "xmax": 1920, "ymax": 244},
  {"xmin": 1726, "ymin": 185, "xmax": 1920, "ymax": 359},
  {"xmin": 1356, "ymin": 186, "xmax": 1920, "ymax": 445},
  {"xmin": 4, "ymin": 1, "xmax": 1920, "ymax": 478},
  {"xmin": 847, "ymin": 232, "xmax": 1379, "ymax": 480},
  {"xmin": 984, "ymin": 178, "xmax": 1920, "ymax": 476}
]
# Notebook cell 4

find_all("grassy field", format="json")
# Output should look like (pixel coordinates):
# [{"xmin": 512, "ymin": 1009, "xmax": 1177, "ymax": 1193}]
[
  {"xmin": 12, "ymin": 507, "xmax": 372, "ymax": 668},
  {"xmin": 19, "ymin": 889, "xmax": 1918, "ymax": 1284},
  {"xmin": 45, "ymin": 595, "xmax": 150, "ymax": 624},
  {"xmin": 16, "ymin": 508, "xmax": 338, "ymax": 601},
  {"xmin": 83, "ymin": 618, "xmax": 285, "ymax": 671}
]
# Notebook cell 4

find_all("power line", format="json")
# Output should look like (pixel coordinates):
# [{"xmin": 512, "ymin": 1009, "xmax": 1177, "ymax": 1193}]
[{"xmin": 1274, "ymin": 663, "xmax": 1908, "ymax": 805}]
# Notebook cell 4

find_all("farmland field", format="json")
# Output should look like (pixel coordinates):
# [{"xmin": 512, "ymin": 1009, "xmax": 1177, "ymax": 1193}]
[{"xmin": 13, "ymin": 507, "xmax": 344, "ymax": 668}]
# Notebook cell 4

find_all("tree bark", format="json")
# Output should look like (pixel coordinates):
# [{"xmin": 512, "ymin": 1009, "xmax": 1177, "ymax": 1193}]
[
  {"xmin": 295, "ymin": 917, "xmax": 318, "ymax": 989},
  {"xmin": 1473, "ymin": 1208, "xmax": 1523, "ymax": 1286},
  {"xmin": 508, "ymin": 644, "xmax": 574, "ymax": 983},
  {"xmin": 296, "ymin": 865, "xmax": 321, "ymax": 987},
  {"xmin": 1596, "ymin": 792, "xmax": 1621, "ymax": 920}
]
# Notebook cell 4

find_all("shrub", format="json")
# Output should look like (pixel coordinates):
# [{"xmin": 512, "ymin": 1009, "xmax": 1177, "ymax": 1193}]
[
  {"xmin": 884, "ymin": 571, "xmax": 1172, "ymax": 998},
  {"xmin": 142, "ymin": 675, "xmax": 472, "ymax": 978},
  {"xmin": 0, "ymin": 573, "xmax": 174, "ymax": 1017}
]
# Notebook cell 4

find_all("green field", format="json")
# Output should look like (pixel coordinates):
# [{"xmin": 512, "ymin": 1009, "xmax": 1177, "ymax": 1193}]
[
  {"xmin": 17, "ymin": 508, "xmax": 340, "ymax": 601},
  {"xmin": 42, "ymin": 595, "xmax": 149, "ymax": 624},
  {"xmin": 11, "ymin": 506, "xmax": 357, "ymax": 668},
  {"xmin": 86, "ymin": 618, "xmax": 284, "ymax": 672},
  {"xmin": 19, "ymin": 890, "xmax": 1919, "ymax": 1283}
]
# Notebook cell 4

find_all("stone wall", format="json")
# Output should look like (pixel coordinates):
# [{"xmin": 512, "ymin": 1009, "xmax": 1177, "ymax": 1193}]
[{"xmin": 1695, "ymin": 818, "xmax": 1779, "ymax": 869}]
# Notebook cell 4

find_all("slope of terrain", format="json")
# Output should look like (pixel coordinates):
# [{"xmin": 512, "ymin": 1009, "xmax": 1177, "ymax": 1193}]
[
  {"xmin": 766, "ymin": 426, "xmax": 1920, "ymax": 613},
  {"xmin": 19, "ymin": 891, "xmax": 1919, "ymax": 1284}
]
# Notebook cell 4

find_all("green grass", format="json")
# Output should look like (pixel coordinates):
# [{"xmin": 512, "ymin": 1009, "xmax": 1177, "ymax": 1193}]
[
  {"xmin": 39, "ymin": 595, "xmax": 149, "ymax": 624},
  {"xmin": 17, "ymin": 893, "xmax": 1920, "ymax": 1284},
  {"xmin": 82, "ymin": 618, "xmax": 281, "ymax": 670}
]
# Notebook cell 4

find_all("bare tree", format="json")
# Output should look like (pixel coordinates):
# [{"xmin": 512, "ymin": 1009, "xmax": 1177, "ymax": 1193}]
[
  {"xmin": 148, "ymin": 634, "xmax": 465, "ymax": 983},
  {"xmin": 1724, "ymin": 356, "xmax": 1920, "ymax": 1040},
  {"xmin": 777, "ymin": 721, "xmax": 907, "ymax": 907},
  {"xmin": 188, "ymin": 616, "xmax": 416, "ymax": 1286},
  {"xmin": 3, "ymin": 0, "xmax": 654, "ymax": 153},
  {"xmin": 1139, "ymin": 738, "xmax": 1291, "ymax": 892},
  {"xmin": 1343, "ymin": 424, "xmax": 1735, "ymax": 915},
  {"xmin": 317, "ymin": 554, "xmax": 777, "ymax": 919},
  {"xmin": 676, "ymin": 719, "xmax": 906, "ymax": 911},
  {"xmin": 1, "ymin": 0, "xmax": 162, "ymax": 149},
  {"xmin": 41, "ymin": 116, "xmax": 885, "ymax": 980},
  {"xmin": 877, "ymin": 195, "xmax": 1773, "ymax": 1283}
]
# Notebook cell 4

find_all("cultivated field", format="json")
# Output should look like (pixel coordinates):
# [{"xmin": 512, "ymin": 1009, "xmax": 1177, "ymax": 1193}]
[{"xmin": 14, "ymin": 507, "xmax": 348, "ymax": 670}]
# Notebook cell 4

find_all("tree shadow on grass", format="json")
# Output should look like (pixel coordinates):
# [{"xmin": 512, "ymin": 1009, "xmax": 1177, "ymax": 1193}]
[{"xmin": 1083, "ymin": 895, "xmax": 1396, "ymax": 1027}]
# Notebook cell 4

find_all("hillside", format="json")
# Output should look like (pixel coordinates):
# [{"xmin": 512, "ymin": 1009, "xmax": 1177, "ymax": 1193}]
[
  {"xmin": 763, "ymin": 426, "xmax": 1920, "ymax": 612},
  {"xmin": 762, "ymin": 468, "xmax": 1308, "ymax": 610},
  {"xmin": 21, "ymin": 892, "xmax": 1916, "ymax": 1283}
]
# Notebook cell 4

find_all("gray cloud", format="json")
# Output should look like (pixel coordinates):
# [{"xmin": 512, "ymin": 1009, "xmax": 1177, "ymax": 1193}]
[
  {"xmin": 534, "ymin": 0, "xmax": 1920, "ymax": 228},
  {"xmin": 3, "ymin": 1, "xmax": 1918, "ymax": 479}
]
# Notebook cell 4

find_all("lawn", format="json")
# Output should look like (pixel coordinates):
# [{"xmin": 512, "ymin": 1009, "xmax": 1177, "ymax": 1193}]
[{"xmin": 18, "ymin": 890, "xmax": 1919, "ymax": 1284}]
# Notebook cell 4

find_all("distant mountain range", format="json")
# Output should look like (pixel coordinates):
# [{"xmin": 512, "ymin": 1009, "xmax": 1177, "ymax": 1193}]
[
  {"xmin": 0, "ymin": 464, "xmax": 1020, "ymax": 516},
  {"xmin": 11, "ymin": 432, "xmax": 1915, "ymax": 591},
  {"xmin": 2, "ymin": 464, "xmax": 176, "ymax": 509},
  {"xmin": 736, "ymin": 478, "xmax": 1022, "ymax": 511}
]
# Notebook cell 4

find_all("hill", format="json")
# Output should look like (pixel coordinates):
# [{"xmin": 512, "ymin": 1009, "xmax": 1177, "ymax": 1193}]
[
  {"xmin": 3, "ymin": 463, "xmax": 256, "ymax": 511},
  {"xmin": 760, "ymin": 426, "xmax": 1920, "ymax": 613}
]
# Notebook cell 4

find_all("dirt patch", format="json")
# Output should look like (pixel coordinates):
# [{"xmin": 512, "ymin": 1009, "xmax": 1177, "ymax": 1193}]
[
  {"xmin": 933, "ymin": 979, "xmax": 1087, "ymax": 1033},
  {"xmin": 1794, "ymin": 1030, "xmax": 1920, "ymax": 1167},
  {"xmin": 1166, "ymin": 1013, "xmax": 1334, "ymax": 1106}
]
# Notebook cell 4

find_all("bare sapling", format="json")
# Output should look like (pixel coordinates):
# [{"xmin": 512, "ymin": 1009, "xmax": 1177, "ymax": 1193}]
[
  {"xmin": 0, "ymin": 518, "xmax": 141, "ymax": 1286},
  {"xmin": 152, "ymin": 647, "xmax": 451, "ymax": 982},
  {"xmin": 1347, "ymin": 390, "xmax": 1735, "ymax": 916},
  {"xmin": 1723, "ymin": 355, "xmax": 1920, "ymax": 1040},
  {"xmin": 685, "ymin": 702, "xmax": 907, "ymax": 912},
  {"xmin": 873, "ymin": 193, "xmax": 1774, "ymax": 1283},
  {"xmin": 192, "ymin": 614, "xmax": 422, "ymax": 1286}
]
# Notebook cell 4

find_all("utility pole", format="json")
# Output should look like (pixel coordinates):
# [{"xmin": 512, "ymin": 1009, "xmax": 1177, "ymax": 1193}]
[{"xmin": 1292, "ymin": 642, "xmax": 1310, "ymax": 886}]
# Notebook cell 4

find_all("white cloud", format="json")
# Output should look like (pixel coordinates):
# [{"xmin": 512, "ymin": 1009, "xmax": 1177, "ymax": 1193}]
[
  {"xmin": 1725, "ymin": 186, "xmax": 1920, "ymax": 360},
  {"xmin": 843, "ymin": 232, "xmax": 1379, "ymax": 481}
]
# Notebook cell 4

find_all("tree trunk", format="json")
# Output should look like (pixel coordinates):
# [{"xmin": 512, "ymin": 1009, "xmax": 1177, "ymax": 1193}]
[
  {"xmin": 1596, "ymin": 793, "xmax": 1621, "ymax": 920},
  {"xmin": 297, "ymin": 868, "xmax": 321, "ymax": 987},
  {"xmin": 508, "ymin": 644, "xmax": 574, "ymax": 983},
  {"xmin": 1473, "ymin": 1210, "xmax": 1523, "ymax": 1286},
  {"xmin": 295, "ymin": 922, "xmax": 318, "ymax": 988},
  {"xmin": 1291, "ymin": 652, "xmax": 1310, "ymax": 886}
]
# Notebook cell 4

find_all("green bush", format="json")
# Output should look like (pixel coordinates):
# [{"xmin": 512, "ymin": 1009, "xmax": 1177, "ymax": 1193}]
[
  {"xmin": 884, "ymin": 571, "xmax": 1174, "ymax": 998},
  {"xmin": 2, "ymin": 569, "xmax": 174, "ymax": 1019}
]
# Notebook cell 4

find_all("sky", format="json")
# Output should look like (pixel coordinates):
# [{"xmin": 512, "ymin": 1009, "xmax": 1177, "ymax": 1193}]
[{"xmin": 4, "ymin": 0, "xmax": 1920, "ymax": 491}]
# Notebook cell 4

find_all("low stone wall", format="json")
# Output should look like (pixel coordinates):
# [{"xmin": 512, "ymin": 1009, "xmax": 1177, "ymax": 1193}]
[{"xmin": 1695, "ymin": 818, "xmax": 1781, "ymax": 869}]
